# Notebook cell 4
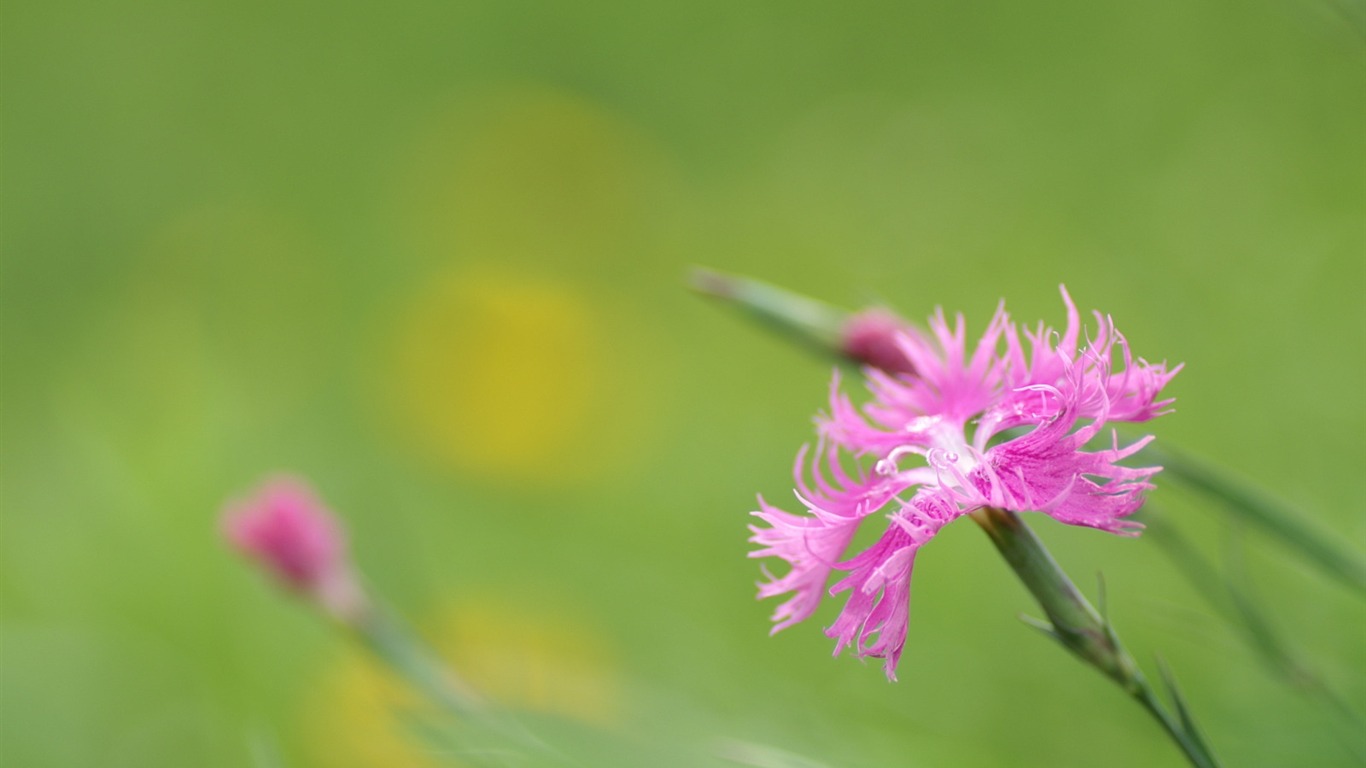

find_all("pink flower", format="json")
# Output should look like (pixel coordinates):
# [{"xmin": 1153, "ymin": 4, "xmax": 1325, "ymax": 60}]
[
  {"xmin": 750, "ymin": 287, "xmax": 1180, "ymax": 679},
  {"xmin": 840, "ymin": 308, "xmax": 918, "ymax": 375},
  {"xmin": 222, "ymin": 476, "xmax": 367, "ymax": 622}
]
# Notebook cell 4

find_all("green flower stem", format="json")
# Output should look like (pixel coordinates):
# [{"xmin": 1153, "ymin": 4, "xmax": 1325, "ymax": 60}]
[
  {"xmin": 353, "ymin": 603, "xmax": 487, "ymax": 720},
  {"xmin": 969, "ymin": 506, "xmax": 1221, "ymax": 768},
  {"xmin": 690, "ymin": 268, "xmax": 849, "ymax": 360},
  {"xmin": 350, "ymin": 602, "xmax": 553, "ymax": 766}
]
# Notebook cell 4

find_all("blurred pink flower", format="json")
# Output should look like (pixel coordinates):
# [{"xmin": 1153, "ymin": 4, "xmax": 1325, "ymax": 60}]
[
  {"xmin": 222, "ymin": 476, "xmax": 367, "ymax": 622},
  {"xmin": 750, "ymin": 287, "xmax": 1180, "ymax": 679},
  {"xmin": 840, "ymin": 308, "xmax": 918, "ymax": 375}
]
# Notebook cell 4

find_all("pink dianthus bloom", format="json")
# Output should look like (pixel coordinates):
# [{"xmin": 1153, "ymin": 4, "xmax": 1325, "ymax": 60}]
[
  {"xmin": 750, "ymin": 287, "xmax": 1180, "ymax": 679},
  {"xmin": 222, "ymin": 476, "xmax": 367, "ymax": 623},
  {"xmin": 840, "ymin": 308, "xmax": 918, "ymax": 375}
]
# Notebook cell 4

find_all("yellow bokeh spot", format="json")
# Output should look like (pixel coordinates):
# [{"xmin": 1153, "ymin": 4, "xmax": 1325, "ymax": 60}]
[
  {"xmin": 301, "ymin": 648, "xmax": 440, "ymax": 768},
  {"xmin": 384, "ymin": 267, "xmax": 650, "ymax": 484},
  {"xmin": 301, "ymin": 595, "xmax": 621, "ymax": 767},
  {"xmin": 430, "ymin": 596, "xmax": 622, "ymax": 727},
  {"xmin": 378, "ymin": 85, "xmax": 677, "ymax": 484}
]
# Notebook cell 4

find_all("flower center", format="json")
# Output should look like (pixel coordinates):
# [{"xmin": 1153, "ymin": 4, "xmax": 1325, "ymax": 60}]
[
  {"xmin": 874, "ymin": 421, "xmax": 979, "ymax": 491},
  {"xmin": 926, "ymin": 423, "xmax": 978, "ymax": 482}
]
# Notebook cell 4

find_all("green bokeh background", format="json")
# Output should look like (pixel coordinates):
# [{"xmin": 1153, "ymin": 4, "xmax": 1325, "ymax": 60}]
[{"xmin": 3, "ymin": 1, "xmax": 1364, "ymax": 766}]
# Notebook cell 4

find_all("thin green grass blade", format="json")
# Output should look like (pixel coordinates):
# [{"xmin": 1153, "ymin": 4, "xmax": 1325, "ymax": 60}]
[{"xmin": 1140, "ymin": 443, "xmax": 1366, "ymax": 596}]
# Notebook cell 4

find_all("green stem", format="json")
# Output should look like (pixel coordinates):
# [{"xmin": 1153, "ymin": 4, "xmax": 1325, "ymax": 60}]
[
  {"xmin": 970, "ymin": 507, "xmax": 1221, "ymax": 768},
  {"xmin": 350, "ymin": 603, "xmax": 554, "ymax": 766},
  {"xmin": 353, "ymin": 603, "xmax": 487, "ymax": 720},
  {"xmin": 690, "ymin": 267, "xmax": 849, "ymax": 361}
]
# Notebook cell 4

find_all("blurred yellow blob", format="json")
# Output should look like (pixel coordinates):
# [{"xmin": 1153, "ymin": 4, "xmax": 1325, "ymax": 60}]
[
  {"xmin": 379, "ymin": 85, "xmax": 677, "ymax": 485},
  {"xmin": 430, "ymin": 595, "xmax": 621, "ymax": 726},
  {"xmin": 301, "ymin": 596, "xmax": 621, "ymax": 767},
  {"xmin": 384, "ymin": 267, "xmax": 651, "ymax": 484},
  {"xmin": 380, "ymin": 85, "xmax": 675, "ymax": 484},
  {"xmin": 302, "ymin": 649, "xmax": 440, "ymax": 768}
]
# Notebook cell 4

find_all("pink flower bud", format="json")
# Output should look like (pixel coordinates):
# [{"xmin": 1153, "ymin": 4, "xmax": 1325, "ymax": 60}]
[
  {"xmin": 222, "ymin": 476, "xmax": 367, "ymax": 622},
  {"xmin": 839, "ymin": 308, "xmax": 918, "ymax": 375}
]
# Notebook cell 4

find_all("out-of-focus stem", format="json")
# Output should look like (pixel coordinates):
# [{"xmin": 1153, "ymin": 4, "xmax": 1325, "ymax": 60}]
[
  {"xmin": 1139, "ymin": 443, "xmax": 1366, "ymax": 597},
  {"xmin": 350, "ymin": 602, "xmax": 553, "ymax": 766},
  {"xmin": 353, "ymin": 603, "xmax": 487, "ymax": 720},
  {"xmin": 969, "ymin": 507, "xmax": 1221, "ymax": 768},
  {"xmin": 1144, "ymin": 513, "xmax": 1366, "ymax": 760},
  {"xmin": 690, "ymin": 267, "xmax": 849, "ymax": 359},
  {"xmin": 967, "ymin": 507, "xmax": 1125, "ymax": 680}
]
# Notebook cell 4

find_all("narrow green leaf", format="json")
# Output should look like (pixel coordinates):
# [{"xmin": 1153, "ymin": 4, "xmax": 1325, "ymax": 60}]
[
  {"xmin": 1018, "ymin": 612, "xmax": 1063, "ymax": 644},
  {"xmin": 1141, "ymin": 443, "xmax": 1366, "ymax": 596},
  {"xmin": 1156, "ymin": 657, "xmax": 1218, "ymax": 764}
]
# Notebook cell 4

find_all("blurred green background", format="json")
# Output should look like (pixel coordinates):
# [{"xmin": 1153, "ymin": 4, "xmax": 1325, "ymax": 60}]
[{"xmin": 3, "ymin": 1, "xmax": 1364, "ymax": 766}]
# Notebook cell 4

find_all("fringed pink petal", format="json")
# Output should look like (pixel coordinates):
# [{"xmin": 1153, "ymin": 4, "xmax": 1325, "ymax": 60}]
[
  {"xmin": 976, "ymin": 373, "xmax": 1157, "ymax": 535},
  {"xmin": 822, "ymin": 491, "xmax": 962, "ymax": 680},
  {"xmin": 825, "ymin": 524, "xmax": 917, "ymax": 680},
  {"xmin": 749, "ymin": 445, "xmax": 903, "ymax": 631}
]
